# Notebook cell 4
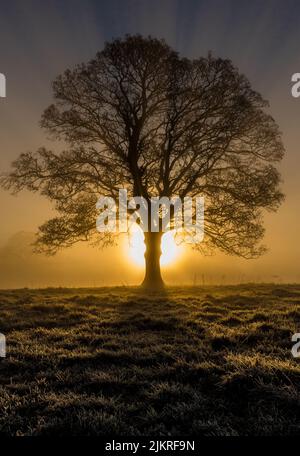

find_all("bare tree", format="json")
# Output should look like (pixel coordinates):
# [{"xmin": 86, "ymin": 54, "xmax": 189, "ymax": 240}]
[{"xmin": 1, "ymin": 35, "xmax": 284, "ymax": 288}]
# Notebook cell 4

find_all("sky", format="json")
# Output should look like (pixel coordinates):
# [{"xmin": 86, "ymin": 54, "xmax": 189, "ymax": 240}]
[{"xmin": 0, "ymin": 0, "xmax": 300, "ymax": 287}]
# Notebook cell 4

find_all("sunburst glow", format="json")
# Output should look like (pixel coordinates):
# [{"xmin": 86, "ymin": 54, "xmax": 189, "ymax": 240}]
[{"xmin": 126, "ymin": 224, "xmax": 183, "ymax": 267}]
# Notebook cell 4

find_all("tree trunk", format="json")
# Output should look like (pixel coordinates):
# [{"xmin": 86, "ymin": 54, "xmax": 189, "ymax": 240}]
[{"xmin": 141, "ymin": 231, "xmax": 164, "ymax": 289}]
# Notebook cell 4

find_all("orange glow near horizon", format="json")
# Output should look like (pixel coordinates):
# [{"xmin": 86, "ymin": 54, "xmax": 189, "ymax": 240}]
[{"xmin": 126, "ymin": 224, "xmax": 183, "ymax": 267}]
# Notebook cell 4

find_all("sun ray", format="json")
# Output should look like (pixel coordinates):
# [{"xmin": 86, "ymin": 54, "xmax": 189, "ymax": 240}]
[{"xmin": 126, "ymin": 224, "xmax": 183, "ymax": 267}]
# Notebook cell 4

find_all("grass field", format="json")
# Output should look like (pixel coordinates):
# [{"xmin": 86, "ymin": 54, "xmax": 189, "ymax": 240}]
[{"xmin": 0, "ymin": 284, "xmax": 300, "ymax": 436}]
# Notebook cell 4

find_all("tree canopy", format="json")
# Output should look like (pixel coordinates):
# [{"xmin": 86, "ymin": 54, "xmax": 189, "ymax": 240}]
[{"xmin": 1, "ymin": 35, "xmax": 284, "ymax": 266}]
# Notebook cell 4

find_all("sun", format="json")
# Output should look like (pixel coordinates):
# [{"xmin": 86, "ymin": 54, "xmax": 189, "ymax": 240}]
[{"xmin": 126, "ymin": 224, "xmax": 183, "ymax": 267}]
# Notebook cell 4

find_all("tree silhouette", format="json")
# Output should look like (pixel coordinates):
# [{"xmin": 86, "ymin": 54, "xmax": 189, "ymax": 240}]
[{"xmin": 1, "ymin": 35, "xmax": 284, "ymax": 288}]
